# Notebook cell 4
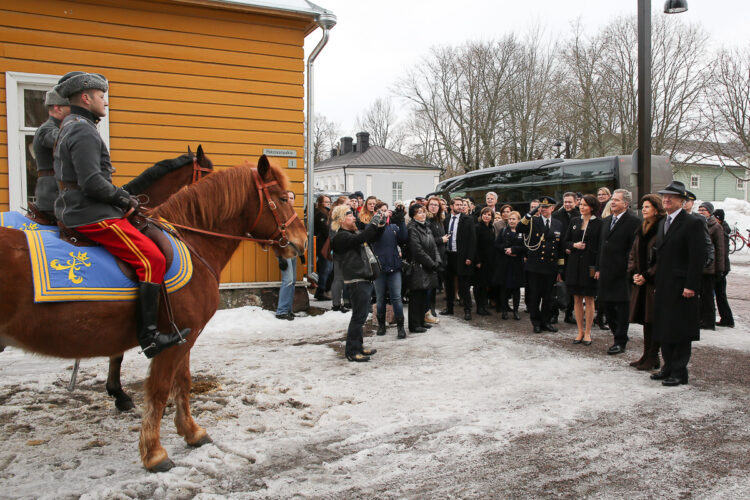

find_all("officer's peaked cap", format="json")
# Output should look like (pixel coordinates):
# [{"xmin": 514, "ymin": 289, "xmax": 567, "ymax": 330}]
[
  {"xmin": 539, "ymin": 196, "xmax": 557, "ymax": 207},
  {"xmin": 55, "ymin": 71, "xmax": 108, "ymax": 99}
]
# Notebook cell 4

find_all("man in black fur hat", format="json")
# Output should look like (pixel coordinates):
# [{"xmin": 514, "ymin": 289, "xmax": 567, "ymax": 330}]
[{"xmin": 53, "ymin": 71, "xmax": 190, "ymax": 358}]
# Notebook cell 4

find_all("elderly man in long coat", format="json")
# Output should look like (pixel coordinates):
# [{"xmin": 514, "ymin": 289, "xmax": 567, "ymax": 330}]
[{"xmin": 650, "ymin": 181, "xmax": 706, "ymax": 386}]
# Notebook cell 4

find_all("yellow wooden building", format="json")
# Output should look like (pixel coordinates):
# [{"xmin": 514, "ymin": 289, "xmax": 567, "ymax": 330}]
[{"xmin": 0, "ymin": 0, "xmax": 332, "ymax": 288}]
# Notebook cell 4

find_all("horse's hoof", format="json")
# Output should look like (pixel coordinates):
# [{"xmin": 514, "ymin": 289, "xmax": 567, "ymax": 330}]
[
  {"xmin": 148, "ymin": 458, "xmax": 175, "ymax": 473},
  {"xmin": 115, "ymin": 397, "xmax": 135, "ymax": 412},
  {"xmin": 188, "ymin": 434, "xmax": 213, "ymax": 448}
]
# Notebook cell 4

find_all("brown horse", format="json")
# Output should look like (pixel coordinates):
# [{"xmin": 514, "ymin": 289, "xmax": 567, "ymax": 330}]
[
  {"xmin": 105, "ymin": 145, "xmax": 214, "ymax": 411},
  {"xmin": 0, "ymin": 155, "xmax": 306, "ymax": 472}
]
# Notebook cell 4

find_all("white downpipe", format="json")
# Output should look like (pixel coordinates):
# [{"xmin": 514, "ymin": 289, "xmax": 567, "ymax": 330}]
[{"xmin": 305, "ymin": 13, "xmax": 336, "ymax": 278}]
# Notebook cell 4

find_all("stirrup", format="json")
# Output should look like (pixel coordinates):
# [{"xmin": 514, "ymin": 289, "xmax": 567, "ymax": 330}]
[{"xmin": 170, "ymin": 322, "xmax": 189, "ymax": 344}]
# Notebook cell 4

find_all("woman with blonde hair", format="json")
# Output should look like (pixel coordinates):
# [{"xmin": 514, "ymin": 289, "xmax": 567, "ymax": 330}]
[{"xmin": 357, "ymin": 196, "xmax": 378, "ymax": 228}]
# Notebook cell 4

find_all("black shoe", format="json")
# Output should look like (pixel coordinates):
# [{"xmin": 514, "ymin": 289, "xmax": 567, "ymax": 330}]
[
  {"xmin": 346, "ymin": 353, "xmax": 370, "ymax": 362},
  {"xmin": 333, "ymin": 305, "xmax": 350, "ymax": 313},
  {"xmin": 440, "ymin": 308, "xmax": 454, "ymax": 315},
  {"xmin": 464, "ymin": 311, "xmax": 472, "ymax": 321},
  {"xmin": 662, "ymin": 376, "xmax": 688, "ymax": 386},
  {"xmin": 650, "ymin": 369, "xmax": 670, "ymax": 380},
  {"xmin": 409, "ymin": 327, "xmax": 427, "ymax": 333},
  {"xmin": 477, "ymin": 308, "xmax": 491, "ymax": 316},
  {"xmin": 533, "ymin": 325, "xmax": 543, "ymax": 333},
  {"xmin": 362, "ymin": 348, "xmax": 377, "ymax": 356},
  {"xmin": 397, "ymin": 319, "xmax": 407, "ymax": 339},
  {"xmin": 551, "ymin": 315, "xmax": 559, "ymax": 324},
  {"xmin": 564, "ymin": 314, "xmax": 576, "ymax": 324},
  {"xmin": 572, "ymin": 339, "xmax": 583, "ymax": 344},
  {"xmin": 582, "ymin": 340, "xmax": 592, "ymax": 346},
  {"xmin": 513, "ymin": 310, "xmax": 521, "ymax": 320},
  {"xmin": 314, "ymin": 292, "xmax": 331, "ymax": 301},
  {"xmin": 275, "ymin": 312, "xmax": 295, "ymax": 321},
  {"xmin": 137, "ymin": 282, "xmax": 191, "ymax": 359},
  {"xmin": 501, "ymin": 311, "xmax": 509, "ymax": 320},
  {"xmin": 717, "ymin": 321, "xmax": 735, "ymax": 328},
  {"xmin": 422, "ymin": 323, "xmax": 433, "ymax": 329},
  {"xmin": 607, "ymin": 344, "xmax": 626, "ymax": 355},
  {"xmin": 376, "ymin": 315, "xmax": 386, "ymax": 336},
  {"xmin": 541, "ymin": 323, "xmax": 558, "ymax": 332}
]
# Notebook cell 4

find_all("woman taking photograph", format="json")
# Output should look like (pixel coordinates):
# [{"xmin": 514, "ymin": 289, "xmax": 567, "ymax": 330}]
[
  {"xmin": 628, "ymin": 194, "xmax": 665, "ymax": 370},
  {"xmin": 563, "ymin": 194, "xmax": 602, "ymax": 345},
  {"xmin": 406, "ymin": 204, "xmax": 441, "ymax": 333},
  {"xmin": 425, "ymin": 196, "xmax": 448, "ymax": 324},
  {"xmin": 371, "ymin": 201, "xmax": 408, "ymax": 339},
  {"xmin": 473, "ymin": 207, "xmax": 496, "ymax": 315},
  {"xmin": 493, "ymin": 211, "xmax": 526, "ymax": 319}
]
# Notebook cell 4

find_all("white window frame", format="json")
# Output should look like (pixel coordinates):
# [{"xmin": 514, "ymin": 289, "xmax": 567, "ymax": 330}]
[
  {"xmin": 690, "ymin": 174, "xmax": 700, "ymax": 189},
  {"xmin": 737, "ymin": 178, "xmax": 745, "ymax": 190},
  {"xmin": 5, "ymin": 71, "xmax": 110, "ymax": 211},
  {"xmin": 392, "ymin": 181, "xmax": 403, "ymax": 205}
]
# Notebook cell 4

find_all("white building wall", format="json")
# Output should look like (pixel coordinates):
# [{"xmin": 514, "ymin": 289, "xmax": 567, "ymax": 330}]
[{"xmin": 314, "ymin": 167, "xmax": 441, "ymax": 203}]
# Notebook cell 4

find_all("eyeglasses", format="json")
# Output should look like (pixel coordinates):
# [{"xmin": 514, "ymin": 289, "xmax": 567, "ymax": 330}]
[{"xmin": 345, "ymin": 211, "xmax": 354, "ymax": 216}]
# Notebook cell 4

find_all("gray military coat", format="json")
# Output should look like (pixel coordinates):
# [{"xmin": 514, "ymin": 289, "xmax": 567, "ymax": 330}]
[
  {"xmin": 32, "ymin": 116, "xmax": 62, "ymax": 211},
  {"xmin": 53, "ymin": 106, "xmax": 130, "ymax": 227}
]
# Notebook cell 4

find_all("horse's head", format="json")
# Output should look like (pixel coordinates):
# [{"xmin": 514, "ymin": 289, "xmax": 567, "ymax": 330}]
[{"xmin": 249, "ymin": 155, "xmax": 307, "ymax": 259}]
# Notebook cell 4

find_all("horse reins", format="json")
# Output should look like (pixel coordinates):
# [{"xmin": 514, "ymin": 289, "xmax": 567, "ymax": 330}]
[{"xmin": 143, "ymin": 167, "xmax": 299, "ymax": 283}]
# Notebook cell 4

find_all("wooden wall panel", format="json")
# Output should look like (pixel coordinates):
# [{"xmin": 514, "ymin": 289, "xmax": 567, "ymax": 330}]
[{"xmin": 0, "ymin": 0, "xmax": 310, "ymax": 281}]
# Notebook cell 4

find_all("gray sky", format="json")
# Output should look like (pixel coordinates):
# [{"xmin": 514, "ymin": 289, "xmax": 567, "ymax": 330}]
[{"xmin": 304, "ymin": 0, "xmax": 750, "ymax": 135}]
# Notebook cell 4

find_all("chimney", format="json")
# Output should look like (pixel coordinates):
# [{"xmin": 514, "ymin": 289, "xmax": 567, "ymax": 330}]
[
  {"xmin": 330, "ymin": 148, "xmax": 338, "ymax": 158},
  {"xmin": 341, "ymin": 136, "xmax": 353, "ymax": 154},
  {"xmin": 356, "ymin": 132, "xmax": 370, "ymax": 154}
]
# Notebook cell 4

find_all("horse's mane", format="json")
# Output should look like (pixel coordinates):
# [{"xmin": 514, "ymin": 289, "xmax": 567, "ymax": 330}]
[
  {"xmin": 152, "ymin": 161, "xmax": 290, "ymax": 230},
  {"xmin": 123, "ymin": 153, "xmax": 201, "ymax": 195}
]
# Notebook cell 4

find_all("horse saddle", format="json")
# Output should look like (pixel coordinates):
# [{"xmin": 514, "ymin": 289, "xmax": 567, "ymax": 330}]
[
  {"xmin": 56, "ymin": 214, "xmax": 175, "ymax": 282},
  {"xmin": 5, "ymin": 211, "xmax": 193, "ymax": 303}
]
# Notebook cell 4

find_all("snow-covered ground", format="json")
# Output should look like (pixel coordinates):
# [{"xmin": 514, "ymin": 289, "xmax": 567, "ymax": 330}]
[
  {"xmin": 2, "ymin": 294, "xmax": 750, "ymax": 499},
  {"xmin": 1, "ymin": 199, "xmax": 749, "ymax": 499}
]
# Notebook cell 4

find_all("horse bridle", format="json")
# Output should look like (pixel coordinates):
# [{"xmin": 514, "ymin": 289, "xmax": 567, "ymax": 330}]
[
  {"xmin": 191, "ymin": 155, "xmax": 213, "ymax": 184},
  {"xmin": 144, "ymin": 167, "xmax": 300, "ymax": 281}
]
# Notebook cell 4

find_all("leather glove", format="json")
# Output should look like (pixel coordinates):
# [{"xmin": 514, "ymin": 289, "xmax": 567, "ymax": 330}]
[
  {"xmin": 278, "ymin": 257, "xmax": 288, "ymax": 271},
  {"xmin": 390, "ymin": 210, "xmax": 405, "ymax": 226},
  {"xmin": 112, "ymin": 187, "xmax": 133, "ymax": 210},
  {"xmin": 370, "ymin": 212, "xmax": 384, "ymax": 227},
  {"xmin": 526, "ymin": 205, "xmax": 540, "ymax": 218}
]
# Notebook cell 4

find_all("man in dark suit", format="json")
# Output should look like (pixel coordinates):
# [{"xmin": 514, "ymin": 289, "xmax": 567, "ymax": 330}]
[
  {"xmin": 552, "ymin": 192, "xmax": 580, "ymax": 324},
  {"xmin": 650, "ymin": 181, "xmax": 706, "ymax": 386},
  {"xmin": 596, "ymin": 189, "xmax": 640, "ymax": 355},
  {"xmin": 441, "ymin": 197, "xmax": 477, "ymax": 320},
  {"xmin": 517, "ymin": 196, "xmax": 564, "ymax": 333}
]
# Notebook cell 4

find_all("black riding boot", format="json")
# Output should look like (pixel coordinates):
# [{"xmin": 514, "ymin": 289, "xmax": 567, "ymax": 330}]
[
  {"xmin": 137, "ymin": 282, "xmax": 191, "ymax": 359},
  {"xmin": 396, "ymin": 318, "xmax": 407, "ymax": 339},
  {"xmin": 376, "ymin": 314, "xmax": 386, "ymax": 336}
]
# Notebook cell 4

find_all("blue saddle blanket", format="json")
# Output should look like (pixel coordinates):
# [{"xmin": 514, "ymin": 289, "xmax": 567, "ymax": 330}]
[
  {"xmin": 1, "ymin": 211, "xmax": 193, "ymax": 302},
  {"xmin": 0, "ymin": 211, "xmax": 58, "ymax": 232}
]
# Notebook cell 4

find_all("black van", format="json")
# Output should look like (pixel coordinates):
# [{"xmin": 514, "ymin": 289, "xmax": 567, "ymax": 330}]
[{"xmin": 429, "ymin": 155, "xmax": 672, "ymax": 211}]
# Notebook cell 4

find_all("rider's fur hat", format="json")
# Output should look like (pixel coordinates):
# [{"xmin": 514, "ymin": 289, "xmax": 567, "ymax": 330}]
[
  {"xmin": 44, "ymin": 89, "xmax": 69, "ymax": 106},
  {"xmin": 55, "ymin": 71, "xmax": 108, "ymax": 99}
]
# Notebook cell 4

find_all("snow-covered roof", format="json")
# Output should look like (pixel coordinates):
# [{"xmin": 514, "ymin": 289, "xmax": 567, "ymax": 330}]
[
  {"xmin": 182, "ymin": 0, "xmax": 333, "ymax": 18},
  {"xmin": 673, "ymin": 152, "xmax": 747, "ymax": 168}
]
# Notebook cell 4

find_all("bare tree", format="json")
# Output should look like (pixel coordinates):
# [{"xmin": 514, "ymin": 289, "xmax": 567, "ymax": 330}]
[
  {"xmin": 706, "ymin": 45, "xmax": 750, "ymax": 177},
  {"xmin": 355, "ymin": 97, "xmax": 406, "ymax": 152},
  {"xmin": 312, "ymin": 113, "xmax": 340, "ymax": 164}
]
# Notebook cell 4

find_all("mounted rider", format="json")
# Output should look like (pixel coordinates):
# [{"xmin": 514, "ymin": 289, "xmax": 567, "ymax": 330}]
[
  {"xmin": 31, "ymin": 87, "xmax": 70, "ymax": 222},
  {"xmin": 53, "ymin": 71, "xmax": 190, "ymax": 358}
]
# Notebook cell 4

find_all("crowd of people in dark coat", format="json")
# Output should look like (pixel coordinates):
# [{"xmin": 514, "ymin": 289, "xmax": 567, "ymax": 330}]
[{"xmin": 311, "ymin": 182, "xmax": 737, "ymax": 383}]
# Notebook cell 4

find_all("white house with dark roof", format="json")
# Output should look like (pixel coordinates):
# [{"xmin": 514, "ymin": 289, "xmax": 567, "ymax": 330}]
[{"xmin": 314, "ymin": 132, "xmax": 442, "ymax": 204}]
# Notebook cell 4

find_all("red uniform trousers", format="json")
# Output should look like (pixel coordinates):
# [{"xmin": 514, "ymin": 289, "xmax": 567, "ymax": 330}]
[{"xmin": 75, "ymin": 218, "xmax": 166, "ymax": 284}]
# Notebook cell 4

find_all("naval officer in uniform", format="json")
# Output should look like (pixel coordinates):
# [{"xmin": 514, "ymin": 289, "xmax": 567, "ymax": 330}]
[{"xmin": 516, "ymin": 196, "xmax": 565, "ymax": 333}]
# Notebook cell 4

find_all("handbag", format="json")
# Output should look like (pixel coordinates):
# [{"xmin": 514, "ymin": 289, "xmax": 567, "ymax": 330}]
[
  {"xmin": 401, "ymin": 260, "xmax": 413, "ymax": 279},
  {"xmin": 361, "ymin": 242, "xmax": 381, "ymax": 280},
  {"xmin": 553, "ymin": 281, "xmax": 569, "ymax": 309}
]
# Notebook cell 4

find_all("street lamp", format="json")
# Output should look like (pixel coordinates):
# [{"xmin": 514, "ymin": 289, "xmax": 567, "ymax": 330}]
[{"xmin": 636, "ymin": 0, "xmax": 687, "ymax": 202}]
